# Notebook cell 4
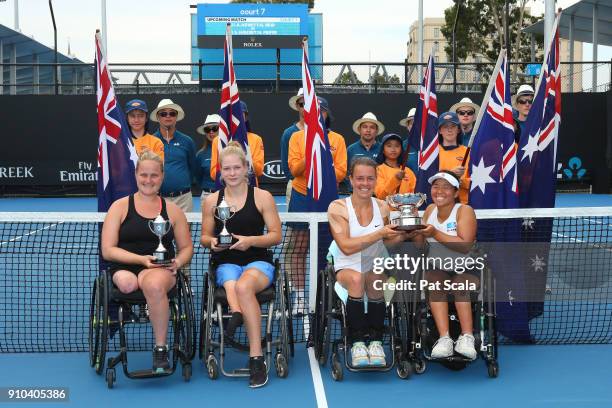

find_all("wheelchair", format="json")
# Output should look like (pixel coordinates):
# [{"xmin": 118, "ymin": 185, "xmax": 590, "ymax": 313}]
[
  {"xmin": 406, "ymin": 245, "xmax": 499, "ymax": 378},
  {"xmin": 88, "ymin": 268, "xmax": 196, "ymax": 388},
  {"xmin": 198, "ymin": 258, "xmax": 294, "ymax": 380},
  {"xmin": 311, "ymin": 257, "xmax": 412, "ymax": 381}
]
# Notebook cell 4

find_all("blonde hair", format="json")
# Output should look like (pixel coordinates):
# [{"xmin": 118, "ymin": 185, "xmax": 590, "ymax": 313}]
[
  {"xmin": 219, "ymin": 141, "xmax": 248, "ymax": 168},
  {"xmin": 136, "ymin": 151, "xmax": 164, "ymax": 173}
]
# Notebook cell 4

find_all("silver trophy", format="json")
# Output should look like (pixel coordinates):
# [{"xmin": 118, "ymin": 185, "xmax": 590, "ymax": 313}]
[
  {"xmin": 212, "ymin": 198, "xmax": 236, "ymax": 248},
  {"xmin": 148, "ymin": 215, "xmax": 171, "ymax": 263},
  {"xmin": 386, "ymin": 193, "xmax": 427, "ymax": 231}
]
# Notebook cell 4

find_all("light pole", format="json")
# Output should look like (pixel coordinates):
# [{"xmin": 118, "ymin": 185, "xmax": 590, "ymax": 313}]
[
  {"xmin": 48, "ymin": 0, "xmax": 58, "ymax": 95},
  {"xmin": 452, "ymin": 0, "xmax": 462, "ymax": 93}
]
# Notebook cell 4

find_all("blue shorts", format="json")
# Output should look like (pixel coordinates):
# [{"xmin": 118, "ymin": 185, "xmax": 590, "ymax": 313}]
[{"xmin": 215, "ymin": 261, "xmax": 275, "ymax": 288}]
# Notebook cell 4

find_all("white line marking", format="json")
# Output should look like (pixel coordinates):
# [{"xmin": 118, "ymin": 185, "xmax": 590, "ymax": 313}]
[
  {"xmin": 0, "ymin": 222, "xmax": 62, "ymax": 247},
  {"xmin": 308, "ymin": 347, "xmax": 328, "ymax": 408}
]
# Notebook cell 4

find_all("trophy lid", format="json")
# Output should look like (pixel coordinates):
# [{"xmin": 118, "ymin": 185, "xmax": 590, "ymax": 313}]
[
  {"xmin": 153, "ymin": 214, "xmax": 165, "ymax": 223},
  {"xmin": 218, "ymin": 198, "xmax": 230, "ymax": 209}
]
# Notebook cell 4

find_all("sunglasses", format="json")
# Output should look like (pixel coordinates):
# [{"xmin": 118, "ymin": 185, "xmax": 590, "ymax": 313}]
[
  {"xmin": 296, "ymin": 101, "xmax": 305, "ymax": 108},
  {"xmin": 158, "ymin": 111, "xmax": 178, "ymax": 118},
  {"xmin": 457, "ymin": 110, "xmax": 475, "ymax": 116},
  {"xmin": 517, "ymin": 98, "xmax": 533, "ymax": 105},
  {"xmin": 203, "ymin": 126, "xmax": 219, "ymax": 133}
]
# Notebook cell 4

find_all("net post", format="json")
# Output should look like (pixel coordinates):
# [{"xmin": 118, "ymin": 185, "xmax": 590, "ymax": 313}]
[{"xmin": 308, "ymin": 218, "xmax": 319, "ymax": 316}]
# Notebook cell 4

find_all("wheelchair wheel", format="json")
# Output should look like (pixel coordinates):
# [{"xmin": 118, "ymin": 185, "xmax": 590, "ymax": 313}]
[
  {"xmin": 331, "ymin": 352, "xmax": 343, "ymax": 382},
  {"xmin": 200, "ymin": 274, "xmax": 214, "ymax": 361},
  {"xmin": 182, "ymin": 362, "xmax": 192, "ymax": 382},
  {"xmin": 177, "ymin": 274, "xmax": 196, "ymax": 361},
  {"xmin": 313, "ymin": 267, "xmax": 330, "ymax": 366},
  {"xmin": 91, "ymin": 275, "xmax": 108, "ymax": 375},
  {"xmin": 414, "ymin": 359, "xmax": 426, "ymax": 374},
  {"xmin": 396, "ymin": 359, "xmax": 412, "ymax": 379},
  {"xmin": 487, "ymin": 361, "xmax": 499, "ymax": 378},
  {"xmin": 105, "ymin": 368, "xmax": 115, "ymax": 389},
  {"xmin": 206, "ymin": 354, "xmax": 219, "ymax": 380},
  {"xmin": 88, "ymin": 277, "xmax": 100, "ymax": 368},
  {"xmin": 275, "ymin": 352, "xmax": 289, "ymax": 378},
  {"xmin": 282, "ymin": 268, "xmax": 295, "ymax": 357}
]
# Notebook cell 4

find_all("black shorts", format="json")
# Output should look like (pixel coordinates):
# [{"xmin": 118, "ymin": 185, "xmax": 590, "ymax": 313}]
[{"xmin": 108, "ymin": 263, "xmax": 146, "ymax": 277}]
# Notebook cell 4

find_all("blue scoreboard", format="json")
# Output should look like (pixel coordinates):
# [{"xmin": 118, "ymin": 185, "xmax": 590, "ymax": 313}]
[{"xmin": 191, "ymin": 3, "xmax": 322, "ymax": 82}]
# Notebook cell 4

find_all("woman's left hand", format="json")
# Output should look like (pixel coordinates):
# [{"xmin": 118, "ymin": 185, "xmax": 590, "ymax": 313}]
[{"xmin": 229, "ymin": 234, "xmax": 252, "ymax": 251}]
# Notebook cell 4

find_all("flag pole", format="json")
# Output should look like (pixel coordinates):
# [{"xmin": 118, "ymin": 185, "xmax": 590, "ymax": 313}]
[
  {"xmin": 461, "ymin": 48, "xmax": 506, "ymax": 166},
  {"xmin": 533, "ymin": 12, "xmax": 561, "ymax": 100}
]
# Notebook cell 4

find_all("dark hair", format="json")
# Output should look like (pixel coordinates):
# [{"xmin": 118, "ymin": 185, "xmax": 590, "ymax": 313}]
[
  {"xmin": 349, "ymin": 156, "xmax": 377, "ymax": 176},
  {"xmin": 126, "ymin": 110, "xmax": 150, "ymax": 138}
]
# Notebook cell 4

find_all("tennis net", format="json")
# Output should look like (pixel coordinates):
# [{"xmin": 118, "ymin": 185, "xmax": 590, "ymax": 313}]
[{"xmin": 0, "ymin": 207, "xmax": 610, "ymax": 352}]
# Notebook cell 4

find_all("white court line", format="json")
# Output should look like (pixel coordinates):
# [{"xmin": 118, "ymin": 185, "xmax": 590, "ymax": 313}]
[
  {"xmin": 0, "ymin": 222, "xmax": 62, "ymax": 247},
  {"xmin": 308, "ymin": 347, "xmax": 328, "ymax": 408}
]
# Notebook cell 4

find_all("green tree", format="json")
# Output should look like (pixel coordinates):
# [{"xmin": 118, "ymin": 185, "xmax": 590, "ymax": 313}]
[
  {"xmin": 370, "ymin": 72, "xmax": 400, "ymax": 85},
  {"xmin": 231, "ymin": 0, "xmax": 315, "ymax": 8},
  {"xmin": 335, "ymin": 71, "xmax": 362, "ymax": 85},
  {"xmin": 440, "ymin": 0, "xmax": 543, "ymax": 65}
]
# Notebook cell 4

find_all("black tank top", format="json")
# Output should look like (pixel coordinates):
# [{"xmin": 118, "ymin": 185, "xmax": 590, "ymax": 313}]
[
  {"xmin": 211, "ymin": 186, "xmax": 272, "ymax": 266},
  {"xmin": 117, "ymin": 195, "xmax": 175, "ymax": 259}
]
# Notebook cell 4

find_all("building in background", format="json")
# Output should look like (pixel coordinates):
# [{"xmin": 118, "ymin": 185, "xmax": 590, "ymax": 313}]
[{"xmin": 406, "ymin": 17, "xmax": 583, "ymax": 92}]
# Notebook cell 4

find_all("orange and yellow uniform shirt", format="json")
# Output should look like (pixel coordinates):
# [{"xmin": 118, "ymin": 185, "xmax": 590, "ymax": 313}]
[
  {"xmin": 133, "ymin": 134, "xmax": 165, "ymax": 160},
  {"xmin": 438, "ymin": 145, "xmax": 470, "ymax": 204},
  {"xmin": 210, "ymin": 132, "xmax": 265, "ymax": 181},
  {"xmin": 288, "ymin": 129, "xmax": 347, "ymax": 195},
  {"xmin": 375, "ymin": 163, "xmax": 416, "ymax": 200}
]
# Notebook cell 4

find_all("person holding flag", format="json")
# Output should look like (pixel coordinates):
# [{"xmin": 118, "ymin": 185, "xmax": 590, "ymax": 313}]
[
  {"xmin": 374, "ymin": 133, "xmax": 416, "ymax": 200},
  {"xmin": 212, "ymin": 24, "xmax": 258, "ymax": 190},
  {"xmin": 287, "ymin": 40, "xmax": 344, "ymax": 314},
  {"xmin": 210, "ymin": 100, "xmax": 265, "ymax": 185},
  {"xmin": 125, "ymin": 99, "xmax": 164, "ymax": 160},
  {"xmin": 436, "ymin": 111, "xmax": 470, "ymax": 204}
]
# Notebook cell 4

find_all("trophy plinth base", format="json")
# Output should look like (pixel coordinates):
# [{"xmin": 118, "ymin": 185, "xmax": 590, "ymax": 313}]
[
  {"xmin": 391, "ymin": 218, "xmax": 425, "ymax": 231},
  {"xmin": 217, "ymin": 235, "xmax": 233, "ymax": 248},
  {"xmin": 152, "ymin": 252, "xmax": 171, "ymax": 265}
]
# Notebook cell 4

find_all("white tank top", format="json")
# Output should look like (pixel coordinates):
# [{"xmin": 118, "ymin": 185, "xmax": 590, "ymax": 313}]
[
  {"xmin": 425, "ymin": 203, "xmax": 466, "ymax": 272},
  {"xmin": 333, "ymin": 197, "xmax": 385, "ymax": 273}
]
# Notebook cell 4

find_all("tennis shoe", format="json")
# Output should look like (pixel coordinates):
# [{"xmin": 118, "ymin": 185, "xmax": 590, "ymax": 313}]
[
  {"xmin": 455, "ymin": 333, "xmax": 477, "ymax": 360},
  {"xmin": 430, "ymin": 335, "xmax": 454, "ymax": 359},
  {"xmin": 152, "ymin": 345, "xmax": 170, "ymax": 373},
  {"xmin": 367, "ymin": 341, "xmax": 386, "ymax": 366},
  {"xmin": 350, "ymin": 341, "xmax": 369, "ymax": 367}
]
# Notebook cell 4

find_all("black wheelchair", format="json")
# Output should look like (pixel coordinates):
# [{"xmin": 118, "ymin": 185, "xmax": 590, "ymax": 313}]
[
  {"xmin": 198, "ymin": 258, "xmax": 294, "ymax": 380},
  {"xmin": 406, "ymin": 246, "xmax": 499, "ymax": 378},
  {"xmin": 89, "ymin": 268, "xmax": 196, "ymax": 388},
  {"xmin": 311, "ymin": 258, "xmax": 412, "ymax": 381}
]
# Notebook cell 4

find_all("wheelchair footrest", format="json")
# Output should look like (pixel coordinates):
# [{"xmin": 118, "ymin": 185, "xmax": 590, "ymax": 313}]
[{"xmin": 126, "ymin": 369, "xmax": 173, "ymax": 379}]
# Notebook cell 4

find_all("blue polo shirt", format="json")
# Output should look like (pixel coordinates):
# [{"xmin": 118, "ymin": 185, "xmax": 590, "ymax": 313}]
[
  {"xmin": 347, "ymin": 140, "xmax": 380, "ymax": 167},
  {"xmin": 281, "ymin": 123, "xmax": 300, "ymax": 181},
  {"xmin": 154, "ymin": 129, "xmax": 198, "ymax": 195},
  {"xmin": 196, "ymin": 145, "xmax": 214, "ymax": 191},
  {"xmin": 461, "ymin": 128, "xmax": 473, "ymax": 146}
]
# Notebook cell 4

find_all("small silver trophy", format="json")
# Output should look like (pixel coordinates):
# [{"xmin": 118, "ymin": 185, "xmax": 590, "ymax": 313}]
[
  {"xmin": 212, "ymin": 198, "xmax": 236, "ymax": 248},
  {"xmin": 386, "ymin": 193, "xmax": 427, "ymax": 231},
  {"xmin": 148, "ymin": 215, "xmax": 171, "ymax": 263}
]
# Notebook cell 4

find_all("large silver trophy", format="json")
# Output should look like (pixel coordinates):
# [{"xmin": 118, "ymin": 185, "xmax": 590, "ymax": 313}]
[
  {"xmin": 148, "ymin": 215, "xmax": 171, "ymax": 263},
  {"xmin": 386, "ymin": 193, "xmax": 427, "ymax": 231},
  {"xmin": 212, "ymin": 198, "xmax": 236, "ymax": 248}
]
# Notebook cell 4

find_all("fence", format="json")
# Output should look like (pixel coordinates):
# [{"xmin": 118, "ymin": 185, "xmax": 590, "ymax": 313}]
[{"xmin": 1, "ymin": 60, "xmax": 610, "ymax": 95}]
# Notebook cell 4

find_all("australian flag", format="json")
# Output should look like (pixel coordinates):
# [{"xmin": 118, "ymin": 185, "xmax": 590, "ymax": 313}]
[
  {"xmin": 301, "ymin": 39, "xmax": 338, "ymax": 211},
  {"xmin": 468, "ymin": 49, "xmax": 532, "ymax": 341},
  {"xmin": 408, "ymin": 55, "xmax": 439, "ymax": 204},
  {"xmin": 517, "ymin": 16, "xmax": 562, "ymax": 324},
  {"xmin": 216, "ymin": 23, "xmax": 256, "ymax": 188},
  {"xmin": 518, "ymin": 22, "xmax": 561, "ymax": 208},
  {"xmin": 96, "ymin": 31, "xmax": 137, "ymax": 212}
]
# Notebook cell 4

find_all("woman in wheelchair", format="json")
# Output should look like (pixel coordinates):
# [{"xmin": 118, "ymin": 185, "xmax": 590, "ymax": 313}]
[
  {"xmin": 328, "ymin": 157, "xmax": 410, "ymax": 368},
  {"xmin": 101, "ymin": 151, "xmax": 194, "ymax": 373},
  {"xmin": 414, "ymin": 171, "xmax": 478, "ymax": 360},
  {"xmin": 200, "ymin": 141, "xmax": 282, "ymax": 388}
]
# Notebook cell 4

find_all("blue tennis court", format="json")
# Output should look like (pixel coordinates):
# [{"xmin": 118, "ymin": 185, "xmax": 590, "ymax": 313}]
[{"xmin": 1, "ymin": 193, "xmax": 611, "ymax": 408}]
